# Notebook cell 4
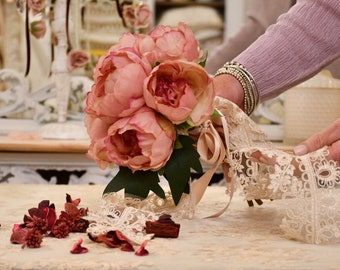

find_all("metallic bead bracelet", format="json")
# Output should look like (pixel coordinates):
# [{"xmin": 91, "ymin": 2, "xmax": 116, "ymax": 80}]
[{"xmin": 214, "ymin": 61, "xmax": 259, "ymax": 115}]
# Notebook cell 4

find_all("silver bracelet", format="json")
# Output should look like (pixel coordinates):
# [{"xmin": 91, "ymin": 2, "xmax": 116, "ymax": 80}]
[{"xmin": 214, "ymin": 61, "xmax": 259, "ymax": 115}]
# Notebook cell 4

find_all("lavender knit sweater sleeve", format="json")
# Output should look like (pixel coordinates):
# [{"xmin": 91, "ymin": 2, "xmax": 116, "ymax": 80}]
[{"xmin": 234, "ymin": 0, "xmax": 340, "ymax": 102}]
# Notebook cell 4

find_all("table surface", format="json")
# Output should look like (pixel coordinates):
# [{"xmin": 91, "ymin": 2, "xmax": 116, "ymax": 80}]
[
  {"xmin": 0, "ymin": 136, "xmax": 90, "ymax": 153},
  {"xmin": 0, "ymin": 136, "xmax": 293, "ymax": 153},
  {"xmin": 0, "ymin": 184, "xmax": 339, "ymax": 270}
]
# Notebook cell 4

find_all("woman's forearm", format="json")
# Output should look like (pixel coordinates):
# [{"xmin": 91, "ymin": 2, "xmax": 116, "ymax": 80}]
[{"xmin": 234, "ymin": 0, "xmax": 340, "ymax": 102}]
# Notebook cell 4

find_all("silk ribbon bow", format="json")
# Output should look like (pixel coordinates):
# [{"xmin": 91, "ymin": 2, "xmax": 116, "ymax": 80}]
[{"xmin": 191, "ymin": 113, "xmax": 234, "ymax": 218}]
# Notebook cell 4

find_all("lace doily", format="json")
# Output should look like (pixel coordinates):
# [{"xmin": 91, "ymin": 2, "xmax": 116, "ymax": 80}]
[
  {"xmin": 197, "ymin": 97, "xmax": 340, "ymax": 244},
  {"xmin": 86, "ymin": 191, "xmax": 194, "ymax": 244},
  {"xmin": 87, "ymin": 96, "xmax": 340, "ymax": 245}
]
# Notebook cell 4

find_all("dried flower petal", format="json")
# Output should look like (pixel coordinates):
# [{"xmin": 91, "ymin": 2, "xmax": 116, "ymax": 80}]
[
  {"xmin": 120, "ymin": 242, "xmax": 135, "ymax": 252},
  {"xmin": 64, "ymin": 202, "xmax": 80, "ymax": 218},
  {"xmin": 66, "ymin": 194, "xmax": 81, "ymax": 206},
  {"xmin": 25, "ymin": 200, "xmax": 57, "ymax": 230},
  {"xmin": 135, "ymin": 241, "xmax": 149, "ymax": 256},
  {"xmin": 27, "ymin": 208, "xmax": 44, "ymax": 219},
  {"xmin": 38, "ymin": 200, "xmax": 52, "ymax": 210},
  {"xmin": 145, "ymin": 214, "xmax": 180, "ymax": 238},
  {"xmin": 43, "ymin": 207, "xmax": 57, "ymax": 230},
  {"xmin": 88, "ymin": 232, "xmax": 120, "ymax": 248},
  {"xmin": 72, "ymin": 218, "xmax": 89, "ymax": 233},
  {"xmin": 10, "ymin": 193, "xmax": 91, "ymax": 251},
  {"xmin": 78, "ymin": 207, "xmax": 89, "ymax": 217},
  {"xmin": 157, "ymin": 214, "xmax": 174, "ymax": 223},
  {"xmin": 10, "ymin": 225, "xmax": 29, "ymax": 244},
  {"xmin": 88, "ymin": 230, "xmax": 135, "ymax": 251},
  {"xmin": 70, "ymin": 238, "xmax": 89, "ymax": 254}
]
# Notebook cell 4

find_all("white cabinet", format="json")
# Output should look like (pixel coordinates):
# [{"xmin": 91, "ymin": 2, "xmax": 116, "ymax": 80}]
[{"xmin": 149, "ymin": 0, "xmax": 247, "ymax": 44}]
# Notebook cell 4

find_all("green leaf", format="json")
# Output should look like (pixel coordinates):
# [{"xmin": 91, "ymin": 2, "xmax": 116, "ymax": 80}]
[
  {"xmin": 175, "ymin": 121, "xmax": 194, "ymax": 133},
  {"xmin": 211, "ymin": 109, "xmax": 222, "ymax": 119},
  {"xmin": 199, "ymin": 50, "xmax": 208, "ymax": 68},
  {"xmin": 103, "ymin": 167, "xmax": 166, "ymax": 200},
  {"xmin": 163, "ymin": 135, "xmax": 203, "ymax": 205}
]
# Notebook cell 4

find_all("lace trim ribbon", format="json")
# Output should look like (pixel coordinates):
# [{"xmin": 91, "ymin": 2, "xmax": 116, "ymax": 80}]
[
  {"xmin": 207, "ymin": 97, "xmax": 340, "ymax": 244},
  {"xmin": 86, "ymin": 191, "xmax": 194, "ymax": 244}
]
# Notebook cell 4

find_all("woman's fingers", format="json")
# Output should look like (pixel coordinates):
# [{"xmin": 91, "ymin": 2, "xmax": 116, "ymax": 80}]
[
  {"xmin": 250, "ymin": 150, "xmax": 276, "ymax": 165},
  {"xmin": 327, "ymin": 140, "xmax": 340, "ymax": 163},
  {"xmin": 294, "ymin": 119, "xmax": 340, "ymax": 163}
]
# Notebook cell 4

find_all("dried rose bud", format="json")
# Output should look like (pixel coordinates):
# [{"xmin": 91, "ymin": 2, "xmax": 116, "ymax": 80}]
[
  {"xmin": 25, "ymin": 229, "xmax": 43, "ymax": 248},
  {"xmin": 51, "ymin": 220, "xmax": 69, "ymax": 238},
  {"xmin": 71, "ymin": 218, "xmax": 89, "ymax": 233},
  {"xmin": 27, "ymin": 216, "xmax": 48, "ymax": 234},
  {"xmin": 67, "ymin": 49, "xmax": 90, "ymax": 71}
]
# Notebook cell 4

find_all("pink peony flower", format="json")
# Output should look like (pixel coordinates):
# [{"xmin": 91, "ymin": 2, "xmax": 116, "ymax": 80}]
[
  {"xmin": 30, "ymin": 20, "xmax": 47, "ymax": 39},
  {"xmin": 87, "ymin": 140, "xmax": 113, "ymax": 169},
  {"xmin": 84, "ymin": 115, "xmax": 112, "ymax": 169},
  {"xmin": 28, "ymin": 0, "xmax": 46, "ymax": 15},
  {"xmin": 112, "ymin": 32, "xmax": 158, "ymax": 66},
  {"xmin": 84, "ymin": 22, "xmax": 213, "ymax": 203},
  {"xmin": 84, "ymin": 39, "xmax": 152, "ymax": 121},
  {"xmin": 122, "ymin": 2, "xmax": 153, "ymax": 32},
  {"xmin": 67, "ymin": 49, "xmax": 90, "ymax": 71},
  {"xmin": 103, "ymin": 106, "xmax": 176, "ymax": 172},
  {"xmin": 149, "ymin": 22, "xmax": 201, "ymax": 64},
  {"xmin": 143, "ymin": 60, "xmax": 215, "ymax": 126},
  {"xmin": 135, "ymin": 3, "xmax": 153, "ymax": 30}
]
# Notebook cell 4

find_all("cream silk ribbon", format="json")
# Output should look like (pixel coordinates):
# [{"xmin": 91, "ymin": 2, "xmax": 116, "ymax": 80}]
[{"xmin": 191, "ymin": 111, "xmax": 234, "ymax": 218}]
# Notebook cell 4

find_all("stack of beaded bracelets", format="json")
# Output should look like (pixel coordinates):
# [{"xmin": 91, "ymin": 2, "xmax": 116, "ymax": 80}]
[{"xmin": 214, "ymin": 61, "xmax": 259, "ymax": 115}]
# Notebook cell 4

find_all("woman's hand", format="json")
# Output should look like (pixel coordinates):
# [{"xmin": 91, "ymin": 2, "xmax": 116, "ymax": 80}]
[
  {"xmin": 294, "ymin": 118, "xmax": 340, "ymax": 163},
  {"xmin": 212, "ymin": 74, "xmax": 245, "ymax": 110}
]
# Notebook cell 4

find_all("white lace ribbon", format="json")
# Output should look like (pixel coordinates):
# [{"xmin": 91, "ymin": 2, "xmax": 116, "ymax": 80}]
[{"xmin": 87, "ymin": 96, "xmax": 340, "ymax": 244}]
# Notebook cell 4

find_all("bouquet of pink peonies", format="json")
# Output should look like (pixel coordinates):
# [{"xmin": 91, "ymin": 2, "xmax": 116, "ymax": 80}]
[{"xmin": 84, "ymin": 22, "xmax": 215, "ymax": 205}]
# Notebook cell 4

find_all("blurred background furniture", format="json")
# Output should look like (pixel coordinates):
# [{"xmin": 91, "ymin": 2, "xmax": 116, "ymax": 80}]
[{"xmin": 0, "ymin": 135, "xmax": 117, "ymax": 184}]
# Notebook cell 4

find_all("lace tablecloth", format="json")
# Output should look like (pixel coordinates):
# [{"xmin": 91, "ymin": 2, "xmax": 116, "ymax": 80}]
[{"xmin": 0, "ymin": 184, "xmax": 339, "ymax": 270}]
